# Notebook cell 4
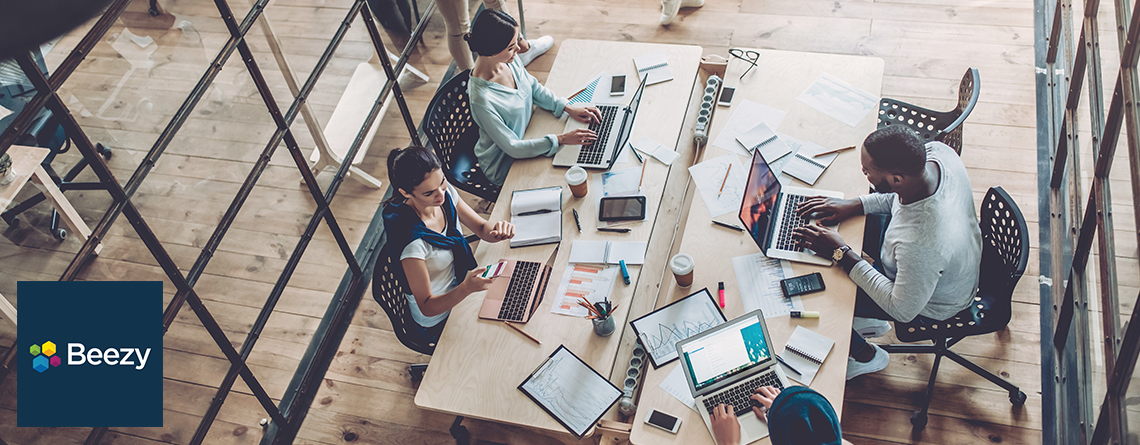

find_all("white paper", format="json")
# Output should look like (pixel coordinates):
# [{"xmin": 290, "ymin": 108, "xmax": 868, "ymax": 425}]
[
  {"xmin": 568, "ymin": 240, "xmax": 647, "ymax": 265},
  {"xmin": 660, "ymin": 365, "xmax": 699, "ymax": 413},
  {"xmin": 568, "ymin": 71, "xmax": 617, "ymax": 105},
  {"xmin": 797, "ymin": 73, "xmax": 879, "ymax": 127},
  {"xmin": 550, "ymin": 264, "xmax": 619, "ymax": 317},
  {"xmin": 736, "ymin": 122, "xmax": 792, "ymax": 162},
  {"xmin": 511, "ymin": 186, "xmax": 562, "ymax": 215},
  {"xmin": 688, "ymin": 154, "xmax": 748, "ymax": 218},
  {"xmin": 521, "ymin": 347, "xmax": 623, "ymax": 437},
  {"xmin": 631, "ymin": 137, "xmax": 680, "ymax": 165},
  {"xmin": 731, "ymin": 253, "xmax": 801, "ymax": 318},
  {"xmin": 712, "ymin": 101, "xmax": 787, "ymax": 156}
]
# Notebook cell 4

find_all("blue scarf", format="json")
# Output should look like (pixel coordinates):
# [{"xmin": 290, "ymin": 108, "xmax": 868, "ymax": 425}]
[{"xmin": 382, "ymin": 190, "xmax": 477, "ymax": 292}]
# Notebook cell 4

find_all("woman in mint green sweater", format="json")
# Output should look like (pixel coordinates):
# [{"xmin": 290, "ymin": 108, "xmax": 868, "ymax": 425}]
[{"xmin": 465, "ymin": 9, "xmax": 602, "ymax": 186}]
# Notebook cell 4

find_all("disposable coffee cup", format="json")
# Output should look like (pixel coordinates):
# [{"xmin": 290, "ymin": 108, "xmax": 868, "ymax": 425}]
[
  {"xmin": 566, "ymin": 165, "xmax": 589, "ymax": 198},
  {"xmin": 670, "ymin": 253, "xmax": 695, "ymax": 287}
]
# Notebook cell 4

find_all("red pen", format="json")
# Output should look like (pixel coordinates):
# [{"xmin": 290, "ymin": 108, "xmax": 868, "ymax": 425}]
[{"xmin": 718, "ymin": 282, "xmax": 725, "ymax": 308}]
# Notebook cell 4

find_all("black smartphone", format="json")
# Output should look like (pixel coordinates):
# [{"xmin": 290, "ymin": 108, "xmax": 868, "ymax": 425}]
[
  {"xmin": 780, "ymin": 272, "xmax": 825, "ymax": 298},
  {"xmin": 599, "ymin": 196, "xmax": 647, "ymax": 221},
  {"xmin": 610, "ymin": 74, "xmax": 626, "ymax": 96},
  {"xmin": 717, "ymin": 86, "xmax": 735, "ymax": 107}
]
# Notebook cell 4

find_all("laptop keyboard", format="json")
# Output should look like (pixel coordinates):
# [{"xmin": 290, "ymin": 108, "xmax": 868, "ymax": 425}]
[
  {"xmin": 498, "ymin": 261, "xmax": 541, "ymax": 321},
  {"xmin": 576, "ymin": 105, "xmax": 619, "ymax": 165},
  {"xmin": 702, "ymin": 370, "xmax": 785, "ymax": 416},
  {"xmin": 774, "ymin": 194, "xmax": 809, "ymax": 252}
]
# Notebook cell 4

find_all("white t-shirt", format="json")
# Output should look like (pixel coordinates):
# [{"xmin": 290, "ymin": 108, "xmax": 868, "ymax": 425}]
[{"xmin": 400, "ymin": 185, "xmax": 463, "ymax": 327}]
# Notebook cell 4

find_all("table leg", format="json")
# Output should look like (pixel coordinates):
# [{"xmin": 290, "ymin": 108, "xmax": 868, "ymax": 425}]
[
  {"xmin": 29, "ymin": 166, "xmax": 102, "ymax": 255},
  {"xmin": 0, "ymin": 291, "xmax": 16, "ymax": 327}
]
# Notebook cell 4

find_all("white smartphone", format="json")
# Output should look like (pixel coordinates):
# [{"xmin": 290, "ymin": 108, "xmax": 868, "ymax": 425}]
[
  {"xmin": 644, "ymin": 409, "xmax": 681, "ymax": 434},
  {"xmin": 610, "ymin": 74, "xmax": 627, "ymax": 96},
  {"xmin": 717, "ymin": 86, "xmax": 736, "ymax": 107}
]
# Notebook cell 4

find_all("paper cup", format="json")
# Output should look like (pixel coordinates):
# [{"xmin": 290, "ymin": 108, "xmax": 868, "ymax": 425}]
[
  {"xmin": 670, "ymin": 254, "xmax": 695, "ymax": 287},
  {"xmin": 566, "ymin": 165, "xmax": 589, "ymax": 198}
]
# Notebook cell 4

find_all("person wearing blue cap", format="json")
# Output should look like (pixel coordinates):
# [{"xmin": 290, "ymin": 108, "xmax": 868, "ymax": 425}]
[{"xmin": 711, "ymin": 386, "xmax": 842, "ymax": 445}]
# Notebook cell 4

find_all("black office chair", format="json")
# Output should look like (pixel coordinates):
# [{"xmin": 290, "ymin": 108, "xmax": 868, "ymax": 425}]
[
  {"xmin": 422, "ymin": 70, "xmax": 501, "ymax": 203},
  {"xmin": 879, "ymin": 186, "xmax": 1028, "ymax": 429},
  {"xmin": 372, "ymin": 233, "xmax": 479, "ymax": 444},
  {"xmin": 878, "ymin": 67, "xmax": 980, "ymax": 155}
]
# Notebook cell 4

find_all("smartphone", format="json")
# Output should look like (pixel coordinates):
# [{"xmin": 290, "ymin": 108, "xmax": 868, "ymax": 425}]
[
  {"xmin": 717, "ymin": 86, "xmax": 735, "ymax": 107},
  {"xmin": 780, "ymin": 272, "xmax": 825, "ymax": 298},
  {"xmin": 481, "ymin": 260, "xmax": 507, "ymax": 278},
  {"xmin": 599, "ymin": 196, "xmax": 647, "ymax": 221},
  {"xmin": 610, "ymin": 74, "xmax": 627, "ymax": 96},
  {"xmin": 644, "ymin": 409, "xmax": 681, "ymax": 434}
]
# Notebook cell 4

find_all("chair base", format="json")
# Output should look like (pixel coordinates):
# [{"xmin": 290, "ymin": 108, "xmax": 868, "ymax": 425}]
[
  {"xmin": 408, "ymin": 363, "xmax": 428, "ymax": 382},
  {"xmin": 450, "ymin": 416, "xmax": 470, "ymax": 445},
  {"xmin": 880, "ymin": 339, "xmax": 1025, "ymax": 431}
]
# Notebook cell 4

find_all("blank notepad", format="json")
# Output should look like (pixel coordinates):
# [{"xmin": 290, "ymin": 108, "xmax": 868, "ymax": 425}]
[
  {"xmin": 568, "ymin": 240, "xmax": 646, "ymax": 265},
  {"xmin": 779, "ymin": 326, "xmax": 835, "ymax": 386}
]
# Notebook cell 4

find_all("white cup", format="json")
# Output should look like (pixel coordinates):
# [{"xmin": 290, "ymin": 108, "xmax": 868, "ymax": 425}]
[
  {"xmin": 670, "ymin": 253, "xmax": 695, "ymax": 287},
  {"xmin": 566, "ymin": 165, "xmax": 589, "ymax": 198}
]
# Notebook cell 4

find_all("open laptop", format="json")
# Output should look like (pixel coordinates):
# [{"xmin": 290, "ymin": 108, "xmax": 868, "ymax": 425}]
[
  {"xmin": 677, "ymin": 309, "xmax": 791, "ymax": 444},
  {"xmin": 477, "ymin": 246, "xmax": 558, "ymax": 323},
  {"xmin": 552, "ymin": 74, "xmax": 647, "ymax": 169},
  {"xmin": 738, "ymin": 148, "xmax": 844, "ymax": 266}
]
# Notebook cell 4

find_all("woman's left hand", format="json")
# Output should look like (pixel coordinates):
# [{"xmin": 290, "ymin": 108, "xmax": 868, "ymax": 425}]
[
  {"xmin": 485, "ymin": 221, "xmax": 515, "ymax": 242},
  {"xmin": 565, "ymin": 104, "xmax": 602, "ymax": 125},
  {"xmin": 792, "ymin": 223, "xmax": 846, "ymax": 254}
]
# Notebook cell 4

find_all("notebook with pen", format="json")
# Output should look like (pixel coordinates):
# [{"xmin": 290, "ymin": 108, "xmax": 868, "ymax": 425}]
[
  {"xmin": 510, "ymin": 186, "xmax": 563, "ymax": 248},
  {"xmin": 778, "ymin": 326, "xmax": 834, "ymax": 386}
]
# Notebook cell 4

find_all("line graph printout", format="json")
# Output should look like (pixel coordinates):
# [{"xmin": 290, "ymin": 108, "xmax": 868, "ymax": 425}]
[
  {"xmin": 689, "ymin": 154, "xmax": 747, "ymax": 218},
  {"xmin": 519, "ymin": 346, "xmax": 622, "ymax": 438},
  {"xmin": 796, "ymin": 73, "xmax": 879, "ymax": 127},
  {"xmin": 630, "ymin": 288, "xmax": 727, "ymax": 368}
]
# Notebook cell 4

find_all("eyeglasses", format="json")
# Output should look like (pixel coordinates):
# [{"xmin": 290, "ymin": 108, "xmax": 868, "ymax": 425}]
[{"xmin": 728, "ymin": 48, "xmax": 760, "ymax": 79}]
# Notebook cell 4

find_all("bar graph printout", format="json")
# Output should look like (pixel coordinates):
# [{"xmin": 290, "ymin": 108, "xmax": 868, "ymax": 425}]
[
  {"xmin": 630, "ymin": 288, "xmax": 727, "ymax": 368},
  {"xmin": 550, "ymin": 264, "xmax": 619, "ymax": 317},
  {"xmin": 519, "ymin": 345, "xmax": 623, "ymax": 438}
]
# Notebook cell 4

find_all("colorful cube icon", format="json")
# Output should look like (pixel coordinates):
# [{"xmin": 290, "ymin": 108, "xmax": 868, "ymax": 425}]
[
  {"xmin": 30, "ymin": 344, "xmax": 40, "ymax": 356},
  {"xmin": 32, "ymin": 355, "xmax": 49, "ymax": 373},
  {"xmin": 49, "ymin": 356, "xmax": 61, "ymax": 367},
  {"xmin": 42, "ymin": 342, "xmax": 56, "ymax": 356}
]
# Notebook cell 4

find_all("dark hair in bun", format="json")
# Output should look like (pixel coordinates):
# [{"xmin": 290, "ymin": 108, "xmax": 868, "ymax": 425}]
[
  {"xmin": 466, "ymin": 9, "xmax": 518, "ymax": 57},
  {"xmin": 386, "ymin": 146, "xmax": 442, "ymax": 201}
]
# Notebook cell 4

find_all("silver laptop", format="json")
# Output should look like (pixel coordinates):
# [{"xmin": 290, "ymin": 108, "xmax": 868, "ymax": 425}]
[
  {"xmin": 552, "ymin": 74, "xmax": 647, "ymax": 169},
  {"xmin": 677, "ymin": 309, "xmax": 791, "ymax": 444},
  {"xmin": 738, "ymin": 148, "xmax": 844, "ymax": 266}
]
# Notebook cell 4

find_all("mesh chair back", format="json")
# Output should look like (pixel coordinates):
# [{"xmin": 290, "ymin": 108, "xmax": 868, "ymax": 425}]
[
  {"xmin": 372, "ymin": 239, "xmax": 436, "ymax": 356},
  {"xmin": 877, "ymin": 68, "xmax": 980, "ymax": 155},
  {"xmin": 896, "ymin": 187, "xmax": 1028, "ymax": 342},
  {"xmin": 422, "ymin": 70, "xmax": 501, "ymax": 202}
]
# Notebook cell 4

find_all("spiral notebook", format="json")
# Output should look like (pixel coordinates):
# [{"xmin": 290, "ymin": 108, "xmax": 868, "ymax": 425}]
[
  {"xmin": 779, "ymin": 326, "xmax": 835, "ymax": 386},
  {"xmin": 634, "ymin": 52, "xmax": 673, "ymax": 85}
]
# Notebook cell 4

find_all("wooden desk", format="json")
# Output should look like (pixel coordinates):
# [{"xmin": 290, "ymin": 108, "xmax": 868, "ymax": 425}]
[
  {"xmin": 629, "ymin": 49, "xmax": 884, "ymax": 445},
  {"xmin": 415, "ymin": 40, "xmax": 702, "ymax": 436}
]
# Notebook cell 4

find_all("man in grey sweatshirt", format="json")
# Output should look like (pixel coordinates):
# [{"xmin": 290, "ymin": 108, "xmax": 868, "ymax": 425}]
[{"xmin": 792, "ymin": 126, "xmax": 981, "ymax": 380}]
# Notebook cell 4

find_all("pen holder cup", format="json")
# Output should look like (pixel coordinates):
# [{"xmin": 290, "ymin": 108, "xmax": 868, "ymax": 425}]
[{"xmin": 592, "ymin": 316, "xmax": 616, "ymax": 337}]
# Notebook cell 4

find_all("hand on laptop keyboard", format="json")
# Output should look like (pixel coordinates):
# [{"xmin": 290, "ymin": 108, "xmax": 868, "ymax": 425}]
[
  {"xmin": 792, "ymin": 223, "xmax": 845, "ymax": 254},
  {"xmin": 558, "ymin": 128, "xmax": 598, "ymax": 146},
  {"xmin": 565, "ymin": 104, "xmax": 603, "ymax": 124},
  {"xmin": 795, "ymin": 196, "xmax": 862, "ymax": 226}
]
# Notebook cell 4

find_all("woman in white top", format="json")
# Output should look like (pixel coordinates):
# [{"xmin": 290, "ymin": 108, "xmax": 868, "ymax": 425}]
[{"xmin": 381, "ymin": 146, "xmax": 515, "ymax": 340}]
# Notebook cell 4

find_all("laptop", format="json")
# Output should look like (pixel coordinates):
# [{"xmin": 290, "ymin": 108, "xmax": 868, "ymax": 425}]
[
  {"xmin": 477, "ymin": 246, "xmax": 558, "ymax": 323},
  {"xmin": 552, "ymin": 74, "xmax": 647, "ymax": 169},
  {"xmin": 677, "ymin": 309, "xmax": 791, "ymax": 444},
  {"xmin": 738, "ymin": 148, "xmax": 844, "ymax": 266}
]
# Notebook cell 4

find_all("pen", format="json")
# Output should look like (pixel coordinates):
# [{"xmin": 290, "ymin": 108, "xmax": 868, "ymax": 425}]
[
  {"xmin": 718, "ymin": 163, "xmax": 732, "ymax": 196},
  {"xmin": 718, "ymin": 282, "xmax": 725, "ymax": 308},
  {"xmin": 813, "ymin": 145, "xmax": 856, "ymax": 157},
  {"xmin": 638, "ymin": 157, "xmax": 648, "ymax": 191},
  {"xmin": 775, "ymin": 354, "xmax": 802, "ymax": 376},
  {"xmin": 518, "ymin": 209, "xmax": 553, "ymax": 216},
  {"xmin": 629, "ymin": 142, "xmax": 644, "ymax": 163},
  {"xmin": 712, "ymin": 220, "xmax": 745, "ymax": 232},
  {"xmin": 503, "ymin": 321, "xmax": 541, "ymax": 345},
  {"xmin": 572, "ymin": 208, "xmax": 582, "ymax": 233},
  {"xmin": 790, "ymin": 310, "xmax": 820, "ymax": 318},
  {"xmin": 620, "ymin": 260, "xmax": 631, "ymax": 285},
  {"xmin": 598, "ymin": 227, "xmax": 631, "ymax": 233},
  {"xmin": 568, "ymin": 85, "xmax": 590, "ymax": 101}
]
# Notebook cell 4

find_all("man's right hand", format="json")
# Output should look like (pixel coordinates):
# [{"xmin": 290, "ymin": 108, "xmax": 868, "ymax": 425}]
[{"xmin": 796, "ymin": 197, "xmax": 862, "ymax": 226}]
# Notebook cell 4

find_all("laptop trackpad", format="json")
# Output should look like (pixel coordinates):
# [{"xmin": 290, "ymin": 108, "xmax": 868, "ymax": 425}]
[{"xmin": 739, "ymin": 413, "xmax": 770, "ymax": 443}]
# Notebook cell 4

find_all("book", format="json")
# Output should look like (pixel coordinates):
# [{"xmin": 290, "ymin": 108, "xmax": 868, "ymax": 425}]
[
  {"xmin": 735, "ymin": 122, "xmax": 792, "ymax": 162},
  {"xmin": 568, "ymin": 240, "xmax": 647, "ymax": 265},
  {"xmin": 634, "ymin": 51, "xmax": 673, "ymax": 85},
  {"xmin": 779, "ymin": 326, "xmax": 835, "ymax": 386},
  {"xmin": 510, "ymin": 186, "xmax": 563, "ymax": 248}
]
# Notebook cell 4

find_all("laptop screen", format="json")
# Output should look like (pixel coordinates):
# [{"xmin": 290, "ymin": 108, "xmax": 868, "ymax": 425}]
[
  {"xmin": 680, "ymin": 313, "xmax": 772, "ymax": 391},
  {"xmin": 738, "ymin": 149, "xmax": 781, "ymax": 252},
  {"xmin": 608, "ymin": 74, "xmax": 648, "ymax": 165}
]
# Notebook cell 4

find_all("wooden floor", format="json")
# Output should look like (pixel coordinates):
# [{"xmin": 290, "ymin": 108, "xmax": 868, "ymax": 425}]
[{"xmin": 0, "ymin": 0, "xmax": 1053, "ymax": 443}]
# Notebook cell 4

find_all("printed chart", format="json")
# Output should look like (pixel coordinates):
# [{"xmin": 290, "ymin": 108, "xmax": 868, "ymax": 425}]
[
  {"xmin": 689, "ymin": 154, "xmax": 748, "ymax": 218},
  {"xmin": 520, "ymin": 346, "xmax": 622, "ymax": 438},
  {"xmin": 630, "ymin": 288, "xmax": 727, "ymax": 367},
  {"xmin": 550, "ymin": 264, "xmax": 619, "ymax": 317}
]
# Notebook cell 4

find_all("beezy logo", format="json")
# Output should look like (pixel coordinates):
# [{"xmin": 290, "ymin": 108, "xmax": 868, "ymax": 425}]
[{"xmin": 19, "ymin": 281, "xmax": 163, "ymax": 427}]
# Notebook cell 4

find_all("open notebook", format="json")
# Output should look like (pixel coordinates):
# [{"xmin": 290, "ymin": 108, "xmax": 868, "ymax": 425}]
[
  {"xmin": 510, "ymin": 186, "xmax": 563, "ymax": 247},
  {"xmin": 568, "ymin": 240, "xmax": 646, "ymax": 265},
  {"xmin": 779, "ymin": 326, "xmax": 835, "ymax": 386}
]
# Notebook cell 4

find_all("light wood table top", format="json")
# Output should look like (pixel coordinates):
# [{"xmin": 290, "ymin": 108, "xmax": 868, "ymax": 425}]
[
  {"xmin": 415, "ymin": 40, "xmax": 703, "ymax": 435},
  {"xmin": 1, "ymin": 145, "xmax": 49, "ymax": 208},
  {"xmin": 630, "ymin": 48, "xmax": 884, "ymax": 445}
]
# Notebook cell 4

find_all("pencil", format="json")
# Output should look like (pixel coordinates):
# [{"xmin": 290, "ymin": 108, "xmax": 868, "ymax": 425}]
[
  {"xmin": 813, "ymin": 145, "xmax": 856, "ymax": 157},
  {"xmin": 504, "ymin": 321, "xmax": 541, "ymax": 345},
  {"xmin": 638, "ymin": 157, "xmax": 648, "ymax": 191},
  {"xmin": 718, "ymin": 163, "xmax": 732, "ymax": 196},
  {"xmin": 568, "ymin": 85, "xmax": 590, "ymax": 101}
]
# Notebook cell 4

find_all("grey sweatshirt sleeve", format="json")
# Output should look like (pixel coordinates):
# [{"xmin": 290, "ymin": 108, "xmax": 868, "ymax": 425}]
[
  {"xmin": 849, "ymin": 242, "xmax": 948, "ymax": 323},
  {"xmin": 859, "ymin": 193, "xmax": 895, "ymax": 215}
]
